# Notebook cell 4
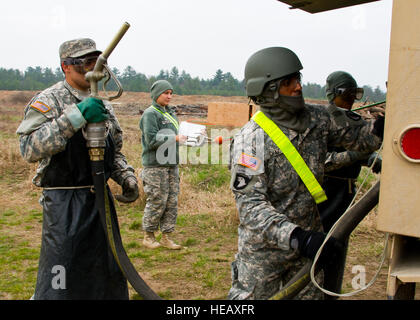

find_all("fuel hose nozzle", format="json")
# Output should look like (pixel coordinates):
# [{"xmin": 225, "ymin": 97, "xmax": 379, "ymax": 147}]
[{"xmin": 84, "ymin": 122, "xmax": 108, "ymax": 161}]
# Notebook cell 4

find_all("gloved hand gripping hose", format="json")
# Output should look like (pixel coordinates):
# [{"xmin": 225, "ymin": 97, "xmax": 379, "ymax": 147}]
[
  {"xmin": 270, "ymin": 180, "xmax": 380, "ymax": 300},
  {"xmin": 85, "ymin": 23, "xmax": 161, "ymax": 300}
]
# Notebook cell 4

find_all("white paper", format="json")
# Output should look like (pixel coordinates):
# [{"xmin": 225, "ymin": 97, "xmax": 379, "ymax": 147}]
[
  {"xmin": 179, "ymin": 121, "xmax": 206, "ymax": 138},
  {"xmin": 179, "ymin": 121, "xmax": 207, "ymax": 147}
]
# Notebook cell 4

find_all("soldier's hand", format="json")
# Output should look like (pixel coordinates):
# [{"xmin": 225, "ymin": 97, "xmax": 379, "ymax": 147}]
[
  {"xmin": 367, "ymin": 152, "xmax": 382, "ymax": 173},
  {"xmin": 76, "ymin": 97, "xmax": 109, "ymax": 123},
  {"xmin": 347, "ymin": 151, "xmax": 371, "ymax": 162},
  {"xmin": 290, "ymin": 228, "xmax": 344, "ymax": 266},
  {"xmin": 176, "ymin": 135, "xmax": 188, "ymax": 144},
  {"xmin": 115, "ymin": 176, "xmax": 139, "ymax": 203},
  {"xmin": 372, "ymin": 115, "xmax": 385, "ymax": 139}
]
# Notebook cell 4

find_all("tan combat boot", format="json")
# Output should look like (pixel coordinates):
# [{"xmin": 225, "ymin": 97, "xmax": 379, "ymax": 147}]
[
  {"xmin": 160, "ymin": 233, "xmax": 182, "ymax": 250},
  {"xmin": 143, "ymin": 232, "xmax": 161, "ymax": 249}
]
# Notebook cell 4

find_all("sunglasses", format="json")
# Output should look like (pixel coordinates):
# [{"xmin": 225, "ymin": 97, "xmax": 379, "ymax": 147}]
[{"xmin": 335, "ymin": 87, "xmax": 364, "ymax": 100}]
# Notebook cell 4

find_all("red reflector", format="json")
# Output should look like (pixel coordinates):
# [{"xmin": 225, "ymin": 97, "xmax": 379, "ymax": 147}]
[{"xmin": 401, "ymin": 128, "xmax": 420, "ymax": 160}]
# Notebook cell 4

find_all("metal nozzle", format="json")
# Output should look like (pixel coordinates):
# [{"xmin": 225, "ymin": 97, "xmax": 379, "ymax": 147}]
[
  {"xmin": 85, "ymin": 22, "xmax": 130, "ymax": 100},
  {"xmin": 101, "ymin": 22, "xmax": 130, "ymax": 60},
  {"xmin": 83, "ymin": 122, "xmax": 108, "ymax": 149}
]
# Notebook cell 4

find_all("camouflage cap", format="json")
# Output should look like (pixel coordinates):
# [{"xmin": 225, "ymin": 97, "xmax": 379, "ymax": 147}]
[{"xmin": 59, "ymin": 38, "xmax": 102, "ymax": 60}]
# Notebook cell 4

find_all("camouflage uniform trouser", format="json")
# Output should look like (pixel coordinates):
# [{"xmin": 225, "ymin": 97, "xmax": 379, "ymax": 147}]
[
  {"xmin": 228, "ymin": 254, "xmax": 324, "ymax": 300},
  {"xmin": 140, "ymin": 166, "xmax": 180, "ymax": 233}
]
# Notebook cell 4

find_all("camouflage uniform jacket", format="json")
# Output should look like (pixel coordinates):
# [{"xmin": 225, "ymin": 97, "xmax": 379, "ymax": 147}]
[
  {"xmin": 230, "ymin": 103, "xmax": 382, "ymax": 264},
  {"xmin": 324, "ymin": 103, "xmax": 372, "ymax": 174},
  {"xmin": 16, "ymin": 80, "xmax": 135, "ymax": 187}
]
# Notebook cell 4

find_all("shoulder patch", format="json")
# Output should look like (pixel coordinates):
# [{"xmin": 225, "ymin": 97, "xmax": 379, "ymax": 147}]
[
  {"xmin": 237, "ymin": 152, "xmax": 261, "ymax": 171},
  {"xmin": 30, "ymin": 101, "xmax": 51, "ymax": 113},
  {"xmin": 233, "ymin": 173, "xmax": 252, "ymax": 190},
  {"xmin": 346, "ymin": 110, "xmax": 362, "ymax": 121}
]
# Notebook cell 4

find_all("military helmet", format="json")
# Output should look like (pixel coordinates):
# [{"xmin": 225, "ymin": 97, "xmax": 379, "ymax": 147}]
[
  {"xmin": 244, "ymin": 47, "xmax": 303, "ymax": 97},
  {"xmin": 326, "ymin": 71, "xmax": 363, "ymax": 102}
]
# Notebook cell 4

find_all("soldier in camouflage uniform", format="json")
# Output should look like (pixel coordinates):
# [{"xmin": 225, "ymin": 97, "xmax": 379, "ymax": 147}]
[
  {"xmin": 317, "ymin": 71, "xmax": 382, "ymax": 298},
  {"xmin": 16, "ymin": 38, "xmax": 138, "ymax": 299},
  {"xmin": 228, "ymin": 47, "xmax": 384, "ymax": 300},
  {"xmin": 139, "ymin": 80, "xmax": 187, "ymax": 250}
]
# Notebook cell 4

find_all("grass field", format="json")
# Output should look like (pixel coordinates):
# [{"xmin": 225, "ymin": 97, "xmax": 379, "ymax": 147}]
[{"xmin": 0, "ymin": 90, "xmax": 396, "ymax": 300}]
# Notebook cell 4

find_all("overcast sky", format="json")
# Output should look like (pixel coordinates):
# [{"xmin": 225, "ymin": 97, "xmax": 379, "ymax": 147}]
[{"xmin": 1, "ymin": 0, "xmax": 392, "ymax": 90}]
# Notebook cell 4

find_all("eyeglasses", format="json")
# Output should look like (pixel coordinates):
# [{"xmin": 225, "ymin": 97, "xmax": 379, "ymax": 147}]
[{"xmin": 335, "ymin": 87, "xmax": 364, "ymax": 100}]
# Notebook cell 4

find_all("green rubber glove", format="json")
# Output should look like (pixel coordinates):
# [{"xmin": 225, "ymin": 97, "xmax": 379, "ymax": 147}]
[{"xmin": 76, "ymin": 97, "xmax": 109, "ymax": 123}]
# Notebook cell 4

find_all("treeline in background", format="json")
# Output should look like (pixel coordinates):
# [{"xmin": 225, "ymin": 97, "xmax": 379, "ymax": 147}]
[{"xmin": 0, "ymin": 66, "xmax": 386, "ymax": 101}]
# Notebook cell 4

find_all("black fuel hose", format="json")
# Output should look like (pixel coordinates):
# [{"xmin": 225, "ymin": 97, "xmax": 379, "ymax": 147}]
[
  {"xmin": 271, "ymin": 180, "xmax": 380, "ymax": 300},
  {"xmin": 91, "ymin": 160, "xmax": 162, "ymax": 300}
]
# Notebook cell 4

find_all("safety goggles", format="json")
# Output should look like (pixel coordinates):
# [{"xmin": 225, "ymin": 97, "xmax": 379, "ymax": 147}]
[
  {"xmin": 62, "ymin": 55, "xmax": 99, "ymax": 75},
  {"xmin": 335, "ymin": 87, "xmax": 364, "ymax": 100},
  {"xmin": 280, "ymin": 72, "xmax": 302, "ymax": 87},
  {"xmin": 63, "ymin": 56, "xmax": 98, "ymax": 67}
]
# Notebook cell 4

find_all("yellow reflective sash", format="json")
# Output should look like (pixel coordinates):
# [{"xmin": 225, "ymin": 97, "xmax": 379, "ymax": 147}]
[
  {"xmin": 252, "ymin": 111, "xmax": 327, "ymax": 204},
  {"xmin": 152, "ymin": 106, "xmax": 179, "ymax": 131}
]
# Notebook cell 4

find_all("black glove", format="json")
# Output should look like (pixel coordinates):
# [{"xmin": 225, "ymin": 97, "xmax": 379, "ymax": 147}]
[
  {"xmin": 347, "ymin": 151, "xmax": 371, "ymax": 162},
  {"xmin": 372, "ymin": 116, "xmax": 385, "ymax": 139},
  {"xmin": 290, "ymin": 227, "xmax": 344, "ymax": 266},
  {"xmin": 115, "ymin": 176, "xmax": 139, "ymax": 203},
  {"xmin": 367, "ymin": 152, "xmax": 382, "ymax": 173}
]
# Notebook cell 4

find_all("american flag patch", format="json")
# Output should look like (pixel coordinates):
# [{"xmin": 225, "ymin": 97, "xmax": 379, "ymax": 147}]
[
  {"xmin": 31, "ymin": 101, "xmax": 51, "ymax": 113},
  {"xmin": 238, "ymin": 153, "xmax": 261, "ymax": 171}
]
